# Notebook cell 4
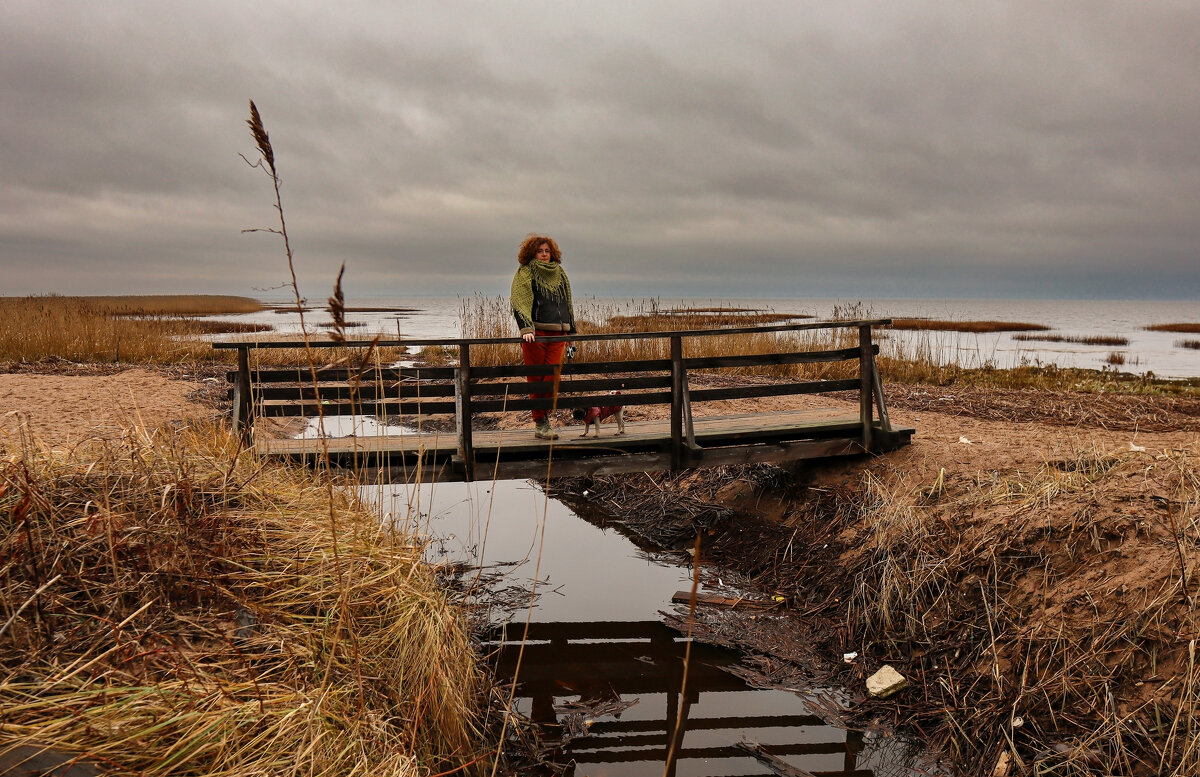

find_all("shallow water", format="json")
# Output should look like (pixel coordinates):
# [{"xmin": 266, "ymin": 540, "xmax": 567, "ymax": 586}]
[{"xmin": 366, "ymin": 476, "xmax": 931, "ymax": 776}]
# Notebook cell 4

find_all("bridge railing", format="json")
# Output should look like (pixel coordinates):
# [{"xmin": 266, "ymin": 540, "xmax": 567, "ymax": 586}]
[{"xmin": 213, "ymin": 319, "xmax": 893, "ymax": 478}]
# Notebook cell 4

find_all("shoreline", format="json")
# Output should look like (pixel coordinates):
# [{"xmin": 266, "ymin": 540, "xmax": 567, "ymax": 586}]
[{"xmin": 1, "ymin": 362, "xmax": 1197, "ymax": 775}]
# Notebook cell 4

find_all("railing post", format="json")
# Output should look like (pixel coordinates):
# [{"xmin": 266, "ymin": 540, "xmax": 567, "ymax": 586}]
[
  {"xmin": 859, "ymin": 325, "xmax": 873, "ymax": 451},
  {"xmin": 231, "ymin": 346, "xmax": 254, "ymax": 434},
  {"xmin": 871, "ymin": 351, "xmax": 893, "ymax": 433},
  {"xmin": 670, "ymin": 335, "xmax": 683, "ymax": 470},
  {"xmin": 455, "ymin": 343, "xmax": 475, "ymax": 482}
]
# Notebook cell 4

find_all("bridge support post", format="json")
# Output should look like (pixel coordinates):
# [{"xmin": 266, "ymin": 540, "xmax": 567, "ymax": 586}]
[
  {"xmin": 859, "ymin": 325, "xmax": 873, "ymax": 451},
  {"xmin": 231, "ymin": 346, "xmax": 254, "ymax": 435},
  {"xmin": 455, "ymin": 343, "xmax": 475, "ymax": 482},
  {"xmin": 670, "ymin": 335, "xmax": 683, "ymax": 470}
]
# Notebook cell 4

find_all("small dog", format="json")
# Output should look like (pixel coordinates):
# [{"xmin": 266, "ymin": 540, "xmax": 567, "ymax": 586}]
[{"xmin": 572, "ymin": 393, "xmax": 625, "ymax": 437}]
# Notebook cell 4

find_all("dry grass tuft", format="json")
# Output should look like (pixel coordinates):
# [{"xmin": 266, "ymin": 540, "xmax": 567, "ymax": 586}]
[
  {"xmin": 1146, "ymin": 323, "xmax": 1200, "ymax": 334},
  {"xmin": 887, "ymin": 319, "xmax": 1050, "ymax": 333},
  {"xmin": 1012, "ymin": 333, "xmax": 1130, "ymax": 346},
  {"xmin": 838, "ymin": 447, "xmax": 1200, "ymax": 775},
  {"xmin": 0, "ymin": 296, "xmax": 268, "ymax": 364},
  {"xmin": 0, "ymin": 425, "xmax": 486, "ymax": 776}
]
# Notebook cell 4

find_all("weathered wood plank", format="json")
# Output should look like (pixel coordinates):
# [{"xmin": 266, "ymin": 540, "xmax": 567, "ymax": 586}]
[
  {"xmin": 688, "ymin": 378, "xmax": 859, "ymax": 403},
  {"xmin": 228, "ymin": 366, "xmax": 457, "ymax": 382},
  {"xmin": 473, "ymin": 375, "xmax": 672, "ymax": 395},
  {"xmin": 473, "ymin": 358, "xmax": 672, "ymax": 378},
  {"xmin": 682, "ymin": 345, "xmax": 873, "ymax": 369},
  {"xmin": 859, "ymin": 325, "xmax": 873, "ymax": 450}
]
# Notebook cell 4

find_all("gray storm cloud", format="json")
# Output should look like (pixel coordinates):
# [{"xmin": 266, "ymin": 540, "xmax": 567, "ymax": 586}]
[{"xmin": 1, "ymin": 0, "xmax": 1197, "ymax": 299}]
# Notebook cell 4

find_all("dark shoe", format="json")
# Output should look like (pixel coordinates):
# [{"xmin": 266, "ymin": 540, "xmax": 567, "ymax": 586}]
[{"xmin": 534, "ymin": 421, "xmax": 559, "ymax": 440}]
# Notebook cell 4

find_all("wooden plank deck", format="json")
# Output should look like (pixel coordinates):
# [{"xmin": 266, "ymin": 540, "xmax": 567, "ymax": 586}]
[{"xmin": 258, "ymin": 408, "xmax": 913, "ymax": 482}]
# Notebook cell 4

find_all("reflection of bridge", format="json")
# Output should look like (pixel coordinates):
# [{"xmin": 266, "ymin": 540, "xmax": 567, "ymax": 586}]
[
  {"xmin": 217, "ymin": 320, "xmax": 912, "ymax": 483},
  {"xmin": 481, "ymin": 621, "xmax": 872, "ymax": 777}
]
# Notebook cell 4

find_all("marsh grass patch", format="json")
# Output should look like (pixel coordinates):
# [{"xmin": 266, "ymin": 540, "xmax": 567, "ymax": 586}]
[
  {"xmin": 0, "ymin": 296, "xmax": 270, "ymax": 364},
  {"xmin": 1146, "ymin": 323, "xmax": 1200, "ymax": 334},
  {"xmin": 0, "ymin": 425, "xmax": 487, "ymax": 775},
  {"xmin": 887, "ymin": 318, "xmax": 1050, "ymax": 333},
  {"xmin": 1012, "ymin": 332, "xmax": 1130, "ymax": 346}
]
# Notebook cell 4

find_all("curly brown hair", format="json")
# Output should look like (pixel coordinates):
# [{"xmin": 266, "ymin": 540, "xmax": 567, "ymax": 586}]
[{"xmin": 517, "ymin": 234, "xmax": 562, "ymax": 265}]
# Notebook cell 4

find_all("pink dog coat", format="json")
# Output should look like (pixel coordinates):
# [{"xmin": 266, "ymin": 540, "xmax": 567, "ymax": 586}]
[{"xmin": 581, "ymin": 405, "xmax": 621, "ymax": 424}]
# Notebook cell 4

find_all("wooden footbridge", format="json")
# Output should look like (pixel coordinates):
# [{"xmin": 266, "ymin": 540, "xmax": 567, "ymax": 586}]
[{"xmin": 214, "ymin": 319, "xmax": 912, "ymax": 482}]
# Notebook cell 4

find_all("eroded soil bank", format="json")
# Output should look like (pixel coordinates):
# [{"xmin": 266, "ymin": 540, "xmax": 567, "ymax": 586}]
[{"xmin": 549, "ymin": 386, "xmax": 1199, "ymax": 776}]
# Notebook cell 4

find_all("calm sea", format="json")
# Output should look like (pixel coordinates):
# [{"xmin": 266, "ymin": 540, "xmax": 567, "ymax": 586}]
[{"xmin": 223, "ymin": 296, "xmax": 1200, "ymax": 379}]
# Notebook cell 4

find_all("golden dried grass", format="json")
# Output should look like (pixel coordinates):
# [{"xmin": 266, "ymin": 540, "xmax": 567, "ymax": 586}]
[
  {"xmin": 1012, "ymin": 333, "xmax": 1130, "ymax": 346},
  {"xmin": 887, "ymin": 318, "xmax": 1050, "ymax": 333},
  {"xmin": 0, "ymin": 424, "xmax": 486, "ymax": 776},
  {"xmin": 0, "ymin": 296, "xmax": 269, "ymax": 364},
  {"xmin": 843, "ymin": 447, "xmax": 1200, "ymax": 775},
  {"xmin": 435, "ymin": 297, "xmax": 1200, "ymax": 396},
  {"xmin": 1147, "ymin": 323, "xmax": 1200, "ymax": 334},
  {"xmin": 436, "ymin": 296, "xmax": 862, "ymax": 381}
]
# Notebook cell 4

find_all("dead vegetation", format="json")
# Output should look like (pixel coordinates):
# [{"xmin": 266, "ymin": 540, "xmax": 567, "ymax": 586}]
[
  {"xmin": 883, "ymin": 383, "xmax": 1200, "ymax": 432},
  {"xmin": 557, "ymin": 444, "xmax": 1200, "ymax": 776},
  {"xmin": 887, "ymin": 319, "xmax": 1051, "ymax": 333},
  {"xmin": 0, "ymin": 296, "xmax": 269, "ymax": 364},
  {"xmin": 1146, "ymin": 323, "xmax": 1200, "ymax": 334},
  {"xmin": 430, "ymin": 297, "xmax": 1200, "ymax": 399},
  {"xmin": 0, "ymin": 425, "xmax": 487, "ymax": 776},
  {"xmin": 1012, "ymin": 333, "xmax": 1130, "ymax": 346},
  {"xmin": 834, "ymin": 447, "xmax": 1200, "ymax": 775}
]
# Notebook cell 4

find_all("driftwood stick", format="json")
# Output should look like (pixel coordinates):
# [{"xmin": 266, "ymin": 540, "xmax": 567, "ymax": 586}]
[{"xmin": 733, "ymin": 741, "xmax": 818, "ymax": 777}]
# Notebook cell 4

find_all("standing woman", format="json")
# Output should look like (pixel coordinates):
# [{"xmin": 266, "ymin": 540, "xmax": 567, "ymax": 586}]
[{"xmin": 510, "ymin": 234, "xmax": 576, "ymax": 439}]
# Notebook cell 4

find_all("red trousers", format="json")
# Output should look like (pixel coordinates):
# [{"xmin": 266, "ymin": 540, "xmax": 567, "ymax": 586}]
[{"xmin": 521, "ymin": 331, "xmax": 566, "ymax": 422}]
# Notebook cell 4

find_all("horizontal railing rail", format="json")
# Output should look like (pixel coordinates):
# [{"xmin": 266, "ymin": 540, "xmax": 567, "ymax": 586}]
[{"xmin": 211, "ymin": 318, "xmax": 892, "ymax": 349}]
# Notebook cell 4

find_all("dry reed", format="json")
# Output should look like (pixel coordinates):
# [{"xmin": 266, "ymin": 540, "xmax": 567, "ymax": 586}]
[
  {"xmin": 1012, "ymin": 333, "xmax": 1130, "ymax": 346},
  {"xmin": 0, "ymin": 424, "xmax": 485, "ymax": 776},
  {"xmin": 437, "ymin": 297, "xmax": 1200, "ymax": 397},
  {"xmin": 841, "ymin": 447, "xmax": 1199, "ymax": 775},
  {"xmin": 0, "ymin": 296, "xmax": 269, "ymax": 364},
  {"xmin": 1146, "ymin": 323, "xmax": 1200, "ymax": 334},
  {"xmin": 887, "ymin": 319, "xmax": 1050, "ymax": 333}
]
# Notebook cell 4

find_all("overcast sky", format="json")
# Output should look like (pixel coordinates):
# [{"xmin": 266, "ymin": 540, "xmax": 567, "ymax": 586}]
[{"xmin": 3, "ymin": 1, "xmax": 1198, "ymax": 301}]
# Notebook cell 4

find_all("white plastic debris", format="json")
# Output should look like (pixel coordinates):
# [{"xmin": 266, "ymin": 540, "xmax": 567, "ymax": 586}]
[
  {"xmin": 842, "ymin": 651, "xmax": 858, "ymax": 663},
  {"xmin": 866, "ymin": 665, "xmax": 909, "ymax": 698},
  {"xmin": 1128, "ymin": 442, "xmax": 1146, "ymax": 452},
  {"xmin": 958, "ymin": 436, "xmax": 973, "ymax": 445}
]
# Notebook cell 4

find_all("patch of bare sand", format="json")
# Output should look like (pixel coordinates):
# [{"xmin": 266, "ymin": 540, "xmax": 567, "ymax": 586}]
[{"xmin": 0, "ymin": 369, "xmax": 216, "ymax": 447}]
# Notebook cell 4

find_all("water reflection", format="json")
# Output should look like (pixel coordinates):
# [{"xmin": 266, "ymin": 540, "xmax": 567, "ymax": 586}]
[
  {"xmin": 484, "ymin": 620, "xmax": 871, "ymax": 777},
  {"xmin": 371, "ymin": 479, "xmax": 927, "ymax": 776}
]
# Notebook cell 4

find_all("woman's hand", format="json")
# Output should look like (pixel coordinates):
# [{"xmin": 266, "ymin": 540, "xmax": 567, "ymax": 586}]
[{"xmin": 522, "ymin": 332, "xmax": 535, "ymax": 342}]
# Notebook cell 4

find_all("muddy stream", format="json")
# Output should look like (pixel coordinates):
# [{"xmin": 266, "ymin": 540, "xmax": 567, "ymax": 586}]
[{"xmin": 370, "ymin": 473, "xmax": 935, "ymax": 777}]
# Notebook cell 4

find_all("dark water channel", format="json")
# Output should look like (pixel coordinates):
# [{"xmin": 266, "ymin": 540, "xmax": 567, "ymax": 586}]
[{"xmin": 373, "ymin": 478, "xmax": 929, "ymax": 777}]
